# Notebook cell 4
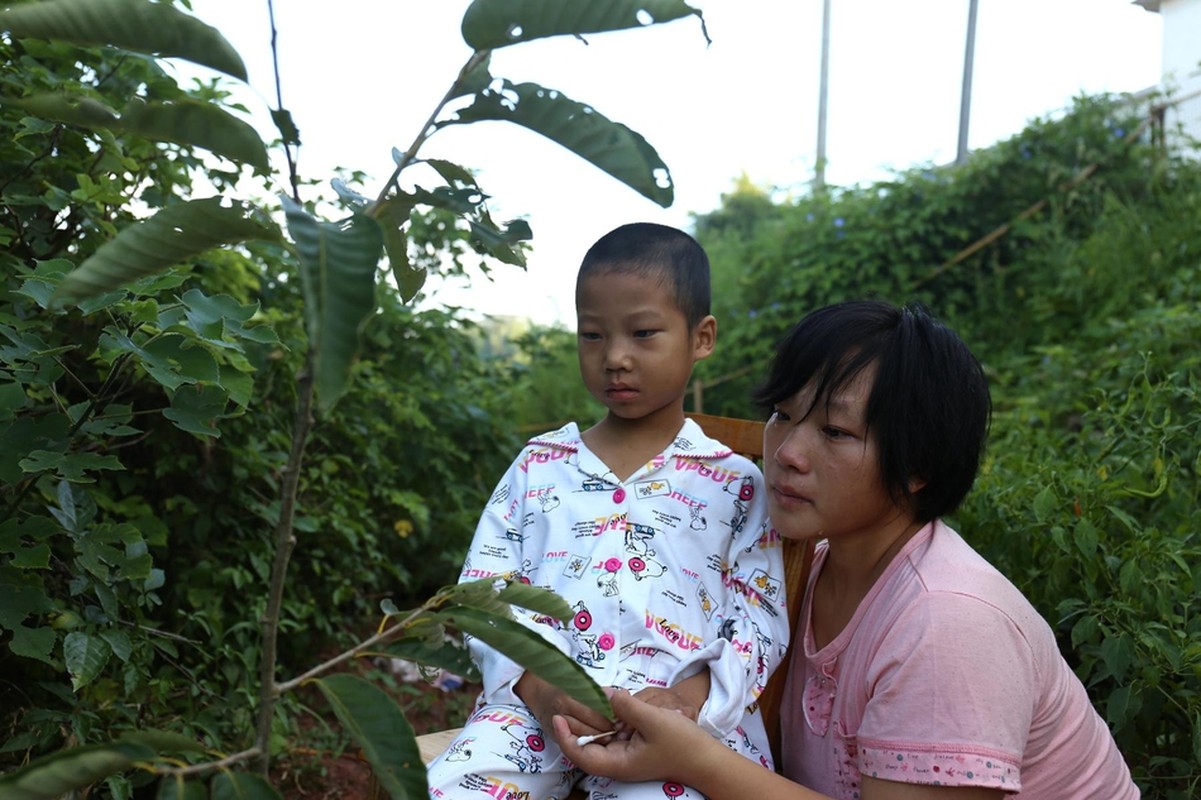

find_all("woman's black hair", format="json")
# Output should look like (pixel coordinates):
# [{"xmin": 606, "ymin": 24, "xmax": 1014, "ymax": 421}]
[{"xmin": 753, "ymin": 300, "xmax": 991, "ymax": 522}]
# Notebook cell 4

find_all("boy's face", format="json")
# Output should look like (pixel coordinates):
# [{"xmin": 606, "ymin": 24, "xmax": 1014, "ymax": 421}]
[{"xmin": 576, "ymin": 271, "xmax": 715, "ymax": 423}]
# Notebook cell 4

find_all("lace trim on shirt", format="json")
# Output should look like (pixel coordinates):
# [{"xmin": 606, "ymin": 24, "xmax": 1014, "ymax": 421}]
[{"xmin": 859, "ymin": 744, "xmax": 1021, "ymax": 791}]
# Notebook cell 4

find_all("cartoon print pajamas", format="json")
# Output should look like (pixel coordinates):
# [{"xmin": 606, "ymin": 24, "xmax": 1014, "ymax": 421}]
[{"xmin": 427, "ymin": 419, "xmax": 789, "ymax": 799}]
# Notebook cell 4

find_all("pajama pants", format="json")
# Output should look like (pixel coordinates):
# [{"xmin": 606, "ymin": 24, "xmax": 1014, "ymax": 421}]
[{"xmin": 426, "ymin": 703, "xmax": 772, "ymax": 800}]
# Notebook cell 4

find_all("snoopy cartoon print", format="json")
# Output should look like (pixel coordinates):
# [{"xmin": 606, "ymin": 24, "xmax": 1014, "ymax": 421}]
[
  {"xmin": 627, "ymin": 553, "xmax": 668, "ymax": 581},
  {"xmin": 499, "ymin": 718, "xmax": 546, "ymax": 774}
]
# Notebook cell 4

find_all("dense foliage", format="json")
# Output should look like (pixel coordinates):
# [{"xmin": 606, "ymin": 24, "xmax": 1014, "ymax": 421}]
[
  {"xmin": 690, "ymin": 97, "xmax": 1200, "ymax": 798},
  {"xmin": 0, "ymin": 0, "xmax": 703, "ymax": 796}
]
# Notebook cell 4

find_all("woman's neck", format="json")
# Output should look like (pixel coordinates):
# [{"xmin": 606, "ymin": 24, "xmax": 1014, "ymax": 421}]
[{"xmin": 811, "ymin": 515, "xmax": 927, "ymax": 649}]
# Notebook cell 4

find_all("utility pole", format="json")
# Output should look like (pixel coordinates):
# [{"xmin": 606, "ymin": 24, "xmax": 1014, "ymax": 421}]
[
  {"xmin": 815, "ymin": 0, "xmax": 831, "ymax": 189},
  {"xmin": 957, "ymin": 0, "xmax": 979, "ymax": 164}
]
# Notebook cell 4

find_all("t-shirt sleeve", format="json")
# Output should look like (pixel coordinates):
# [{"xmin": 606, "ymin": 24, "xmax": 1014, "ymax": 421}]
[{"xmin": 856, "ymin": 591, "xmax": 1037, "ymax": 792}]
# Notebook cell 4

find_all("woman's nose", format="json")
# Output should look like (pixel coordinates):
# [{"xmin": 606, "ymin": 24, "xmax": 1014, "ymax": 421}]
[{"xmin": 772, "ymin": 427, "xmax": 810, "ymax": 472}]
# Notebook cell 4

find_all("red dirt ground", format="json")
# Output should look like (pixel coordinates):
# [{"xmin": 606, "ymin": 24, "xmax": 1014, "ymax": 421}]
[{"xmin": 268, "ymin": 677, "xmax": 481, "ymax": 798}]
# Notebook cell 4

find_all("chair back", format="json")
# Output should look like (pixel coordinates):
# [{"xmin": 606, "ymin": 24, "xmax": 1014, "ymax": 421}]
[{"xmin": 688, "ymin": 413, "xmax": 813, "ymax": 766}]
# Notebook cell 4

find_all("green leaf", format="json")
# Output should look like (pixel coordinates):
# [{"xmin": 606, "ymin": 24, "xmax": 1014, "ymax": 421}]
[
  {"xmin": 3, "ymin": 94, "xmax": 120, "ymax": 127},
  {"xmin": 155, "ymin": 777, "xmax": 208, "ymax": 800},
  {"xmin": 271, "ymin": 108, "xmax": 301, "ymax": 146},
  {"xmin": 376, "ymin": 635, "xmax": 477, "ymax": 679},
  {"xmin": 443, "ymin": 81, "xmax": 672, "ymax": 207},
  {"xmin": 100, "ymin": 629, "xmax": 132, "ymax": 662},
  {"xmin": 210, "ymin": 772, "xmax": 283, "ymax": 800},
  {"xmin": 0, "ymin": 740, "xmax": 153, "ymax": 800},
  {"xmin": 63, "ymin": 631, "xmax": 112, "ymax": 691},
  {"xmin": 117, "ymin": 730, "xmax": 205, "ymax": 754},
  {"xmin": 1031, "ymin": 485, "xmax": 1056, "ymax": 522},
  {"xmin": 0, "ymin": 0, "xmax": 248, "ymax": 80},
  {"xmin": 495, "ymin": 581, "xmax": 573, "ymax": 620},
  {"xmin": 281, "ymin": 198, "xmax": 384, "ymax": 412},
  {"xmin": 373, "ymin": 198, "xmax": 424, "ymax": 303},
  {"xmin": 55, "ymin": 199, "xmax": 279, "ymax": 303},
  {"xmin": 313, "ymin": 673, "xmax": 428, "ymax": 800},
  {"xmin": 19, "ymin": 449, "xmax": 123, "ymax": 482},
  {"xmin": 163, "ymin": 384, "xmax": 230, "ymax": 438},
  {"xmin": 444, "ymin": 606, "xmax": 612, "ymax": 718},
  {"xmin": 119, "ymin": 98, "xmax": 269, "ymax": 170},
  {"xmin": 461, "ymin": 0, "xmax": 703, "ymax": 50}
]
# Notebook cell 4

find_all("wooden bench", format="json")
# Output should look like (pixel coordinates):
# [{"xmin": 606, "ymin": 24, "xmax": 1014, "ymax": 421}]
[{"xmin": 406, "ymin": 414, "xmax": 815, "ymax": 793}]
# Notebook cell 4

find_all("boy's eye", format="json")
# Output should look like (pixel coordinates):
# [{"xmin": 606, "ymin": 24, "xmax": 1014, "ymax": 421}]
[
  {"xmin": 633, "ymin": 329, "xmax": 657, "ymax": 339},
  {"xmin": 579, "ymin": 332, "xmax": 601, "ymax": 342}
]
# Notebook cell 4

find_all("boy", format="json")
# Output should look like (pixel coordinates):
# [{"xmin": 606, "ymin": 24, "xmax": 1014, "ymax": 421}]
[{"xmin": 427, "ymin": 223, "xmax": 789, "ymax": 799}]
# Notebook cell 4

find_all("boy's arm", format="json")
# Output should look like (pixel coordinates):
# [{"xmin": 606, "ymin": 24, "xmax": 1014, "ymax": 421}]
[
  {"xmin": 460, "ymin": 451, "xmax": 573, "ymax": 705},
  {"xmin": 667, "ymin": 470, "xmax": 789, "ymax": 737}
]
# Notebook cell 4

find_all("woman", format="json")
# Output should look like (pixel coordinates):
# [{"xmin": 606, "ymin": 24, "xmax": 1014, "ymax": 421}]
[{"xmin": 555, "ymin": 301, "xmax": 1139, "ymax": 799}]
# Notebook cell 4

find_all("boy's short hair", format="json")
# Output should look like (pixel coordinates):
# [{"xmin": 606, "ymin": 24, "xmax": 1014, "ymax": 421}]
[
  {"xmin": 576, "ymin": 222, "xmax": 711, "ymax": 328},
  {"xmin": 753, "ymin": 300, "xmax": 991, "ymax": 523}
]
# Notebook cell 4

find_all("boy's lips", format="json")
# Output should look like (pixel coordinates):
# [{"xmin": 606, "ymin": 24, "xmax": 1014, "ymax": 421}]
[{"xmin": 606, "ymin": 383, "xmax": 636, "ymax": 397}]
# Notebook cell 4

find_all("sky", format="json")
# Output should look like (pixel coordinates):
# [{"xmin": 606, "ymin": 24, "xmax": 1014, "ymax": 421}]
[{"xmin": 184, "ymin": 1, "xmax": 1164, "ymax": 328}]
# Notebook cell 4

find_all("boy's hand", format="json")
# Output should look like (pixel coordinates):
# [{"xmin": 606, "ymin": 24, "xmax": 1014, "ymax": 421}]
[
  {"xmin": 515, "ymin": 671, "xmax": 612, "ymax": 745},
  {"xmin": 632, "ymin": 687, "xmax": 700, "ymax": 721},
  {"xmin": 633, "ymin": 668, "xmax": 711, "ymax": 721}
]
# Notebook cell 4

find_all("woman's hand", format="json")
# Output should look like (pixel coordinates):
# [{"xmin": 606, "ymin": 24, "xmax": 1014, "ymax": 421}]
[{"xmin": 554, "ymin": 687, "xmax": 719, "ymax": 784}]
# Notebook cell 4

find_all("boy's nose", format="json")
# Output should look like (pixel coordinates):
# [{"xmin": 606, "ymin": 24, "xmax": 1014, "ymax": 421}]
[{"xmin": 604, "ymin": 343, "xmax": 632, "ymax": 371}]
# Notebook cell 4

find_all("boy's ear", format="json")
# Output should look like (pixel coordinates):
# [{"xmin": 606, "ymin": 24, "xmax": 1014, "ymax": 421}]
[{"xmin": 692, "ymin": 315, "xmax": 717, "ymax": 360}]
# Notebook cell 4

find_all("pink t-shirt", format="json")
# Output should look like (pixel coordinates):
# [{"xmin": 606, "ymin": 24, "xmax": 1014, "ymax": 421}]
[{"xmin": 781, "ymin": 521, "xmax": 1139, "ymax": 799}]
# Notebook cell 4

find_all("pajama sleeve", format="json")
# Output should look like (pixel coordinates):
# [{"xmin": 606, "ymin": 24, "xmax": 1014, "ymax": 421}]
[
  {"xmin": 668, "ymin": 468, "xmax": 789, "ymax": 738},
  {"xmin": 458, "ymin": 450, "xmax": 573, "ymax": 706}
]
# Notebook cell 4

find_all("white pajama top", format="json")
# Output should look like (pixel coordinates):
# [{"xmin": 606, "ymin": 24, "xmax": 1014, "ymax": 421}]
[{"xmin": 459, "ymin": 418, "xmax": 789, "ymax": 739}]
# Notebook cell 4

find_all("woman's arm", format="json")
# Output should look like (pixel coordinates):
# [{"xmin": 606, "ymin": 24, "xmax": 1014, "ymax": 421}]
[
  {"xmin": 555, "ymin": 690, "xmax": 1005, "ymax": 800},
  {"xmin": 555, "ymin": 688, "xmax": 820, "ymax": 800}
]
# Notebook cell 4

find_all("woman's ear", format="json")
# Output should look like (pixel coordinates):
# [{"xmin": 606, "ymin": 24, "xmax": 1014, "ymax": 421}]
[
  {"xmin": 908, "ymin": 476, "xmax": 928, "ymax": 495},
  {"xmin": 693, "ymin": 315, "xmax": 717, "ymax": 361}
]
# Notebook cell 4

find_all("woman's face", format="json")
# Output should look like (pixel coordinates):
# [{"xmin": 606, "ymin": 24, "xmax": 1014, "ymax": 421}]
[{"xmin": 763, "ymin": 367, "xmax": 908, "ymax": 542}]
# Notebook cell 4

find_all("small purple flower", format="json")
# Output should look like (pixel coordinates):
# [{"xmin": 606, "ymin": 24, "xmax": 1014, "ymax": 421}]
[
  {"xmin": 833, "ymin": 217, "xmax": 845, "ymax": 227},
  {"xmin": 805, "ymin": 212, "xmax": 815, "ymax": 222},
  {"xmin": 1113, "ymin": 127, "xmax": 1125, "ymax": 138}
]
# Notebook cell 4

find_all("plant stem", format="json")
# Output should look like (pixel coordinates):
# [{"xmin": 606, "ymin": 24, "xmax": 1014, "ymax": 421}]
[
  {"xmin": 156, "ymin": 747, "xmax": 262, "ymax": 778},
  {"xmin": 369, "ymin": 49, "xmax": 491, "ymax": 212},
  {"xmin": 251, "ymin": 350, "xmax": 315, "ymax": 776},
  {"xmin": 275, "ymin": 605, "xmax": 429, "ymax": 694}
]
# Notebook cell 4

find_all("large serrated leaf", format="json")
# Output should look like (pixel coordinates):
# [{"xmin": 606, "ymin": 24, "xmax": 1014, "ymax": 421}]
[
  {"xmin": 0, "ymin": 0, "xmax": 247, "ymax": 81},
  {"xmin": 0, "ymin": 740, "xmax": 154, "ymax": 800},
  {"xmin": 63, "ymin": 631, "xmax": 112, "ymax": 691},
  {"xmin": 119, "ymin": 98, "xmax": 268, "ymax": 169},
  {"xmin": 461, "ymin": 0, "xmax": 702, "ymax": 50},
  {"xmin": 281, "ymin": 199, "xmax": 384, "ymax": 412},
  {"xmin": 313, "ymin": 673, "xmax": 428, "ymax": 800},
  {"xmin": 54, "ymin": 199, "xmax": 279, "ymax": 303},
  {"xmin": 444, "ymin": 81, "xmax": 672, "ymax": 207},
  {"xmin": 444, "ymin": 607, "xmax": 612, "ymax": 718},
  {"xmin": 210, "ymin": 772, "xmax": 283, "ymax": 800}
]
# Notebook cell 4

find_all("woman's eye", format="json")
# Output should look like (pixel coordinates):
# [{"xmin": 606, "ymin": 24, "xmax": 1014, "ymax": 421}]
[
  {"xmin": 822, "ymin": 426, "xmax": 848, "ymax": 440},
  {"xmin": 770, "ymin": 408, "xmax": 790, "ymax": 423}
]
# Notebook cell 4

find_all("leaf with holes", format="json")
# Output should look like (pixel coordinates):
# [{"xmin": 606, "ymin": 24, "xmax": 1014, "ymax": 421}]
[
  {"xmin": 0, "ymin": 0, "xmax": 247, "ymax": 80},
  {"xmin": 54, "ymin": 199, "xmax": 279, "ymax": 303},
  {"xmin": 461, "ymin": 0, "xmax": 703, "ymax": 50},
  {"xmin": 119, "ymin": 98, "xmax": 268, "ymax": 169},
  {"xmin": 443, "ymin": 81, "xmax": 672, "ymax": 207}
]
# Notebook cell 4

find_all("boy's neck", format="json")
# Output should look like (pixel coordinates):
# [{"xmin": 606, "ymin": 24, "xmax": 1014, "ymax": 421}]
[{"xmin": 581, "ymin": 405, "xmax": 687, "ymax": 483}]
